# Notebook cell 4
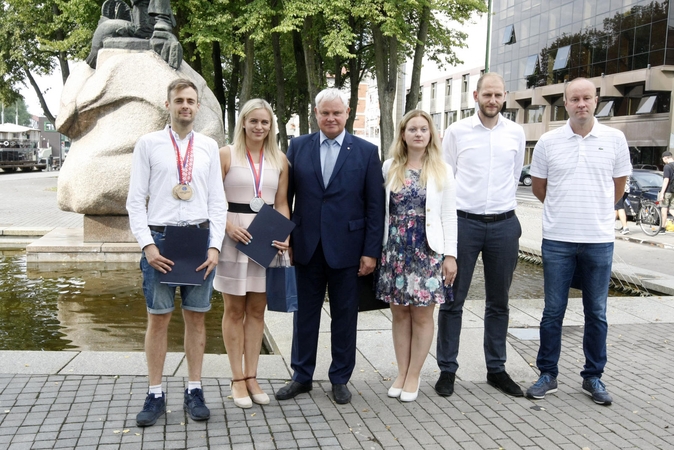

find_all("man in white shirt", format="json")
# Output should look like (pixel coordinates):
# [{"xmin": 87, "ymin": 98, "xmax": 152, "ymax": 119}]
[
  {"xmin": 126, "ymin": 78, "xmax": 227, "ymax": 426},
  {"xmin": 526, "ymin": 78, "xmax": 631, "ymax": 405},
  {"xmin": 436, "ymin": 73, "xmax": 526, "ymax": 398}
]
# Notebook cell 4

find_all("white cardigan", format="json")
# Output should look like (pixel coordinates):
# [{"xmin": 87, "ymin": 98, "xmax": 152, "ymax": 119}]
[{"xmin": 382, "ymin": 158, "xmax": 458, "ymax": 258}]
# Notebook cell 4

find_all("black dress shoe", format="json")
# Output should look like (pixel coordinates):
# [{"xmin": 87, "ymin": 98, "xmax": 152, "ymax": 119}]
[
  {"xmin": 332, "ymin": 384, "xmax": 352, "ymax": 404},
  {"xmin": 487, "ymin": 371, "xmax": 524, "ymax": 397},
  {"xmin": 275, "ymin": 381, "xmax": 312, "ymax": 400},
  {"xmin": 435, "ymin": 371, "xmax": 456, "ymax": 397}
]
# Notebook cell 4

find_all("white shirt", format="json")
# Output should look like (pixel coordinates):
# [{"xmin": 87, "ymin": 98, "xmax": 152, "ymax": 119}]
[
  {"xmin": 442, "ymin": 114, "xmax": 525, "ymax": 214},
  {"xmin": 529, "ymin": 119, "xmax": 632, "ymax": 243},
  {"xmin": 126, "ymin": 126, "xmax": 228, "ymax": 250}
]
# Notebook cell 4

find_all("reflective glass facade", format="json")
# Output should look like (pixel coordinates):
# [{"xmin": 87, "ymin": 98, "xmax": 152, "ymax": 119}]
[{"xmin": 491, "ymin": 0, "xmax": 674, "ymax": 92}]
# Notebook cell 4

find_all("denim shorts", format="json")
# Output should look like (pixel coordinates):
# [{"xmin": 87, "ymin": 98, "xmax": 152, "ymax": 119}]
[{"xmin": 140, "ymin": 230, "xmax": 214, "ymax": 314}]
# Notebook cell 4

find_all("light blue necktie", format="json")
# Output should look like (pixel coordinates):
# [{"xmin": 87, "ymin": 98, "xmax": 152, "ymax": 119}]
[{"xmin": 322, "ymin": 139, "xmax": 339, "ymax": 185}]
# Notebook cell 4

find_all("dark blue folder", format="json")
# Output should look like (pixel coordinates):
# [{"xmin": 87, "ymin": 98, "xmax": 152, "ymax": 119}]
[
  {"xmin": 235, "ymin": 204, "xmax": 295, "ymax": 268},
  {"xmin": 159, "ymin": 225, "xmax": 209, "ymax": 286}
]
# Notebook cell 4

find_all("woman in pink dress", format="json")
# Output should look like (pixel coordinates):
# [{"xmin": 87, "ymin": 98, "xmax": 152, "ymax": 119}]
[{"xmin": 214, "ymin": 99, "xmax": 290, "ymax": 408}]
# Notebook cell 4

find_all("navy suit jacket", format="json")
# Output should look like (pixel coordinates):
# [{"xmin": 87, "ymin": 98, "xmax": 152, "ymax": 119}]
[{"xmin": 287, "ymin": 131, "xmax": 385, "ymax": 269}]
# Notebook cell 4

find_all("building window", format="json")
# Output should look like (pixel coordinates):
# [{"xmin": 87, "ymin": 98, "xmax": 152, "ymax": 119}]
[
  {"xmin": 552, "ymin": 46, "xmax": 571, "ymax": 71},
  {"xmin": 445, "ymin": 111, "xmax": 457, "ymax": 127},
  {"xmin": 595, "ymin": 100, "xmax": 615, "ymax": 118},
  {"xmin": 461, "ymin": 108, "xmax": 474, "ymax": 119},
  {"xmin": 445, "ymin": 79, "xmax": 452, "ymax": 96},
  {"xmin": 44, "ymin": 122, "xmax": 55, "ymax": 131},
  {"xmin": 461, "ymin": 74, "xmax": 469, "ymax": 93},
  {"xmin": 502, "ymin": 25, "xmax": 516, "ymax": 45},
  {"xmin": 550, "ymin": 96, "xmax": 568, "ymax": 121},
  {"xmin": 502, "ymin": 109, "xmax": 517, "ymax": 122},
  {"xmin": 431, "ymin": 113, "xmax": 441, "ymax": 130},
  {"xmin": 635, "ymin": 96, "xmax": 657, "ymax": 114},
  {"xmin": 523, "ymin": 55, "xmax": 538, "ymax": 77},
  {"xmin": 524, "ymin": 106, "xmax": 545, "ymax": 123},
  {"xmin": 431, "ymin": 83, "xmax": 437, "ymax": 99}
]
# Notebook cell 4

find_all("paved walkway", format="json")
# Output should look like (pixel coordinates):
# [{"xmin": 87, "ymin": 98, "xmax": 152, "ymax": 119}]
[{"xmin": 0, "ymin": 173, "xmax": 673, "ymax": 449}]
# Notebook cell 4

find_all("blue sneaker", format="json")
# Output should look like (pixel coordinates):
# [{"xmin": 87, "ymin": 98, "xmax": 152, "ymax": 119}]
[
  {"xmin": 136, "ymin": 392, "xmax": 165, "ymax": 427},
  {"xmin": 582, "ymin": 378, "xmax": 613, "ymax": 405},
  {"xmin": 184, "ymin": 388, "xmax": 210, "ymax": 421},
  {"xmin": 526, "ymin": 373, "xmax": 558, "ymax": 399}
]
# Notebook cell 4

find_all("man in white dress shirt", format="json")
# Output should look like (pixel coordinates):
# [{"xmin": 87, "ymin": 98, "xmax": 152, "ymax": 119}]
[
  {"xmin": 525, "ymin": 78, "xmax": 630, "ymax": 405},
  {"xmin": 436, "ymin": 73, "xmax": 526, "ymax": 397},
  {"xmin": 126, "ymin": 78, "xmax": 227, "ymax": 427}
]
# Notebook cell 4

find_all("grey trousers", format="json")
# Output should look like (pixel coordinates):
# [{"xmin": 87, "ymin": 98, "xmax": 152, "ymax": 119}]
[{"xmin": 436, "ymin": 214, "xmax": 521, "ymax": 374}]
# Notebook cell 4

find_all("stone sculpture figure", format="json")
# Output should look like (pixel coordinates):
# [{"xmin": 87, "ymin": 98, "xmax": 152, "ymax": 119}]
[{"xmin": 86, "ymin": 0, "xmax": 182, "ymax": 70}]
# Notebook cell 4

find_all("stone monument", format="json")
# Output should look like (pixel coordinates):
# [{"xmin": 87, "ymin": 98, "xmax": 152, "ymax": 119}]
[{"xmin": 56, "ymin": 0, "xmax": 225, "ymax": 243}]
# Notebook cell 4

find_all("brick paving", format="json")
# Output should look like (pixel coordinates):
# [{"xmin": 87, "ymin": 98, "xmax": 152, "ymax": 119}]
[{"xmin": 1, "ymin": 324, "xmax": 673, "ymax": 449}]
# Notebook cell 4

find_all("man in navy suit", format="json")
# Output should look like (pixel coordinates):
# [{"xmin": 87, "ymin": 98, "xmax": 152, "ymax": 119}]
[{"xmin": 275, "ymin": 88, "xmax": 385, "ymax": 404}]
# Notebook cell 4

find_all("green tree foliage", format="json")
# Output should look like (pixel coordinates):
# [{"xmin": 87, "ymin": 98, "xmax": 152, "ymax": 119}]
[{"xmin": 0, "ymin": 0, "xmax": 101, "ymax": 124}]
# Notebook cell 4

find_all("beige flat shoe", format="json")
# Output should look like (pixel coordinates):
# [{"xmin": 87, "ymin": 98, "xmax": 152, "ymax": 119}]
[{"xmin": 246, "ymin": 376, "xmax": 270, "ymax": 405}]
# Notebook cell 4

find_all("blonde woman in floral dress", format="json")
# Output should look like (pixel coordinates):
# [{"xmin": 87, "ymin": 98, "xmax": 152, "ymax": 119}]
[{"xmin": 377, "ymin": 110, "xmax": 458, "ymax": 402}]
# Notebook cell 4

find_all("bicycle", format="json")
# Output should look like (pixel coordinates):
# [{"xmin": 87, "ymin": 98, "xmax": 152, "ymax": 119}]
[{"xmin": 624, "ymin": 197, "xmax": 662, "ymax": 236}]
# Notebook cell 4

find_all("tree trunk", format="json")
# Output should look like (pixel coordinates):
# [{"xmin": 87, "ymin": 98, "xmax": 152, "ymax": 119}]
[
  {"xmin": 292, "ymin": 30, "xmax": 310, "ymax": 136},
  {"xmin": 23, "ymin": 67, "xmax": 55, "ymax": 124},
  {"xmin": 302, "ymin": 17, "xmax": 321, "ymax": 133},
  {"xmin": 404, "ymin": 5, "xmax": 430, "ymax": 113},
  {"xmin": 227, "ymin": 54, "xmax": 241, "ymax": 142},
  {"xmin": 271, "ymin": 13, "xmax": 288, "ymax": 152},
  {"xmin": 211, "ymin": 41, "xmax": 226, "ymax": 128},
  {"xmin": 51, "ymin": 4, "xmax": 70, "ymax": 82},
  {"xmin": 372, "ymin": 23, "xmax": 398, "ymax": 158},
  {"xmin": 239, "ymin": 34, "xmax": 254, "ymax": 106}
]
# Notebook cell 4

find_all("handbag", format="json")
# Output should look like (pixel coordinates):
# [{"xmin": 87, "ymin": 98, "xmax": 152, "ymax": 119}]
[
  {"xmin": 358, "ymin": 272, "xmax": 389, "ymax": 312},
  {"xmin": 265, "ymin": 255, "xmax": 298, "ymax": 312}
]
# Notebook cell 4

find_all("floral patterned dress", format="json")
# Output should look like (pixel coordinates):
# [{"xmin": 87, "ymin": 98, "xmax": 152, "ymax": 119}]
[{"xmin": 377, "ymin": 169, "xmax": 446, "ymax": 306}]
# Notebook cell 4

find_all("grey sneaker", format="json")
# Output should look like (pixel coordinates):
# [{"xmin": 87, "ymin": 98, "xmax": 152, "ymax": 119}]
[
  {"xmin": 620, "ymin": 228, "xmax": 630, "ymax": 235},
  {"xmin": 582, "ymin": 377, "xmax": 613, "ymax": 405},
  {"xmin": 526, "ymin": 373, "xmax": 558, "ymax": 399}
]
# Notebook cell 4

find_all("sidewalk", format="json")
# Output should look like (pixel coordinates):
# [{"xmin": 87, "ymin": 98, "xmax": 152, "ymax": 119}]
[{"xmin": 1, "ymin": 175, "xmax": 674, "ymax": 449}]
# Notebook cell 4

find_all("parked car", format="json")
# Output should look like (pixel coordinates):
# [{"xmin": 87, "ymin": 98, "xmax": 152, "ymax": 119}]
[
  {"xmin": 520, "ymin": 164, "xmax": 532, "ymax": 186},
  {"xmin": 625, "ymin": 169, "xmax": 663, "ymax": 216},
  {"xmin": 633, "ymin": 164, "xmax": 659, "ymax": 170}
]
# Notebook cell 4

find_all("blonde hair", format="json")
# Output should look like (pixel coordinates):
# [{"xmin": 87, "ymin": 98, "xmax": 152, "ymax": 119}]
[
  {"xmin": 232, "ymin": 99, "xmax": 284, "ymax": 170},
  {"xmin": 386, "ymin": 109, "xmax": 446, "ymax": 192}
]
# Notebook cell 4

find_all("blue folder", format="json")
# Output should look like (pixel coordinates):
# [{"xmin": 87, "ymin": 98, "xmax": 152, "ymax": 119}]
[
  {"xmin": 235, "ymin": 204, "xmax": 295, "ymax": 268},
  {"xmin": 159, "ymin": 225, "xmax": 209, "ymax": 286}
]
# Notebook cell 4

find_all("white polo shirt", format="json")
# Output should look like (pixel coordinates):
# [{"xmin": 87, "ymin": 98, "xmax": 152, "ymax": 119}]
[
  {"xmin": 530, "ymin": 119, "xmax": 632, "ymax": 243},
  {"xmin": 443, "ymin": 113, "xmax": 525, "ymax": 214}
]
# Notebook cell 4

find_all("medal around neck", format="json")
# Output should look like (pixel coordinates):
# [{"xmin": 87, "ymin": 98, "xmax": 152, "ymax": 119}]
[
  {"xmin": 174, "ymin": 184, "xmax": 194, "ymax": 201},
  {"xmin": 249, "ymin": 196, "xmax": 264, "ymax": 212}
]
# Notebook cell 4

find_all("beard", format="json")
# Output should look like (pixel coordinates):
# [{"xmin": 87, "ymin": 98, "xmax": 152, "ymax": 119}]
[{"xmin": 478, "ymin": 102, "xmax": 501, "ymax": 118}]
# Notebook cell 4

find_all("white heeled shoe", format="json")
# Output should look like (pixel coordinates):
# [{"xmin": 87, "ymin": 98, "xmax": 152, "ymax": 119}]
[
  {"xmin": 387, "ymin": 386, "xmax": 403, "ymax": 398},
  {"xmin": 400, "ymin": 379, "xmax": 421, "ymax": 402},
  {"xmin": 246, "ymin": 376, "xmax": 270, "ymax": 405},
  {"xmin": 230, "ymin": 379, "xmax": 252, "ymax": 409}
]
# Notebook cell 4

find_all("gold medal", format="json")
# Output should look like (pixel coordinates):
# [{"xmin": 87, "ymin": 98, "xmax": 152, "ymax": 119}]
[{"xmin": 175, "ymin": 184, "xmax": 193, "ymax": 201}]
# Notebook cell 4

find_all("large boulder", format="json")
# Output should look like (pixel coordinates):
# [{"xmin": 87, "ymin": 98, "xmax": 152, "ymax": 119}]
[{"xmin": 56, "ymin": 48, "xmax": 225, "ymax": 215}]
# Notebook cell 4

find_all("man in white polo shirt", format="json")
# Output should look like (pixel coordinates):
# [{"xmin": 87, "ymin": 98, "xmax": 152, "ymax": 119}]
[
  {"xmin": 436, "ymin": 72, "xmax": 526, "ymax": 398},
  {"xmin": 526, "ymin": 78, "xmax": 631, "ymax": 405}
]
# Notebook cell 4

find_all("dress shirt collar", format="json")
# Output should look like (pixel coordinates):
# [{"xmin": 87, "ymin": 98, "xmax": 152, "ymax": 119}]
[
  {"xmin": 167, "ymin": 124, "xmax": 194, "ymax": 142},
  {"xmin": 319, "ymin": 129, "xmax": 346, "ymax": 146},
  {"xmin": 470, "ymin": 112, "xmax": 505, "ymax": 130}
]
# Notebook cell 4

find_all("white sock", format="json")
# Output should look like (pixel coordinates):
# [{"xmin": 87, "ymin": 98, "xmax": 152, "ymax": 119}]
[
  {"xmin": 149, "ymin": 385, "xmax": 163, "ymax": 397},
  {"xmin": 187, "ymin": 381, "xmax": 202, "ymax": 393}
]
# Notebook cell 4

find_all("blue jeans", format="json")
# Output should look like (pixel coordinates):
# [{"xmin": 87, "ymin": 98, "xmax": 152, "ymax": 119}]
[
  {"xmin": 537, "ymin": 239, "xmax": 613, "ymax": 379},
  {"xmin": 140, "ymin": 230, "xmax": 214, "ymax": 314}
]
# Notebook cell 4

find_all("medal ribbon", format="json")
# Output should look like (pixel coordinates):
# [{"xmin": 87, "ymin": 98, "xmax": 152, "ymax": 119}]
[
  {"xmin": 245, "ymin": 148, "xmax": 265, "ymax": 198},
  {"xmin": 169, "ymin": 129, "xmax": 194, "ymax": 184}
]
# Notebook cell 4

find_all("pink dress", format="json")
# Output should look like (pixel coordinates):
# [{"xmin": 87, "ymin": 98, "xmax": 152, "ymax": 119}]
[{"xmin": 213, "ymin": 152, "xmax": 280, "ymax": 295}]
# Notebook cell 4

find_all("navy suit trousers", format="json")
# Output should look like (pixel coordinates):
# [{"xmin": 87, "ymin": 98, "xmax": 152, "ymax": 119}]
[{"xmin": 291, "ymin": 243, "xmax": 359, "ymax": 385}]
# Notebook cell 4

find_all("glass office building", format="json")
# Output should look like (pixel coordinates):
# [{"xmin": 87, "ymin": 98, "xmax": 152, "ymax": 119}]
[{"xmin": 489, "ymin": 0, "xmax": 674, "ymax": 166}]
